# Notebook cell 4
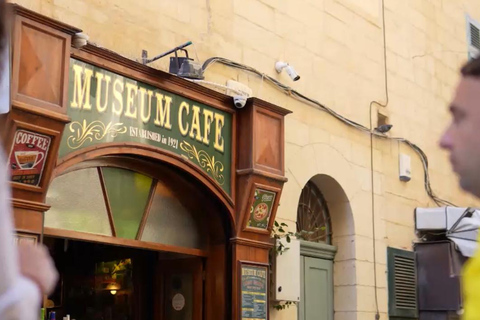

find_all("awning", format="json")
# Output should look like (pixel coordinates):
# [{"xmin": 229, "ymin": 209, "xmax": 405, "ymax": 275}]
[{"xmin": 415, "ymin": 207, "xmax": 480, "ymax": 257}]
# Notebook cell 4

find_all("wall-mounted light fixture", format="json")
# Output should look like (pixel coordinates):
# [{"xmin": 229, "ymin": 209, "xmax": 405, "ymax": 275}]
[
  {"xmin": 141, "ymin": 41, "xmax": 204, "ymax": 79},
  {"xmin": 106, "ymin": 283, "xmax": 121, "ymax": 296}
]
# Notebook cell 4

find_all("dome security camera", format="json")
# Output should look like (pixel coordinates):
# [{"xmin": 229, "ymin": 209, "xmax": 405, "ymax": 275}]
[
  {"xmin": 275, "ymin": 61, "xmax": 300, "ymax": 81},
  {"xmin": 233, "ymin": 95, "xmax": 247, "ymax": 109},
  {"xmin": 72, "ymin": 32, "xmax": 89, "ymax": 49}
]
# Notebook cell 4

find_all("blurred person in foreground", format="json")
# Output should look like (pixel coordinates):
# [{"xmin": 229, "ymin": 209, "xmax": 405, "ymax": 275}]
[
  {"xmin": 440, "ymin": 55, "xmax": 480, "ymax": 319},
  {"xmin": 0, "ymin": 1, "xmax": 58, "ymax": 319}
]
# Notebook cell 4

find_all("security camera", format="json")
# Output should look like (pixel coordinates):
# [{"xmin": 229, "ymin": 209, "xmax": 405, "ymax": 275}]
[
  {"xmin": 374, "ymin": 124, "xmax": 393, "ymax": 133},
  {"xmin": 233, "ymin": 95, "xmax": 247, "ymax": 109},
  {"xmin": 275, "ymin": 61, "xmax": 300, "ymax": 81},
  {"xmin": 72, "ymin": 32, "xmax": 89, "ymax": 49}
]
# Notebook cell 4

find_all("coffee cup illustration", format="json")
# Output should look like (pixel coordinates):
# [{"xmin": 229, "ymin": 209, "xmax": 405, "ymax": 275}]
[{"xmin": 14, "ymin": 151, "xmax": 44, "ymax": 170}]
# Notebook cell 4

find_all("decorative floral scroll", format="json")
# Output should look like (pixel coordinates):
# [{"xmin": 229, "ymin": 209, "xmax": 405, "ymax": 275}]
[
  {"xmin": 67, "ymin": 120, "xmax": 127, "ymax": 149},
  {"xmin": 180, "ymin": 141, "xmax": 225, "ymax": 186}
]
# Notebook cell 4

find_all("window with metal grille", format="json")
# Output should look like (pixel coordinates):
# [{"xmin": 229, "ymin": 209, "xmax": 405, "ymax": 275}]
[
  {"xmin": 467, "ymin": 15, "xmax": 480, "ymax": 59},
  {"xmin": 387, "ymin": 247, "xmax": 418, "ymax": 319},
  {"xmin": 296, "ymin": 181, "xmax": 332, "ymax": 244}
]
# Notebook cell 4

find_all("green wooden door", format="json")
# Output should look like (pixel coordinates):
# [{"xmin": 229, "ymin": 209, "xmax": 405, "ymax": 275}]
[{"xmin": 299, "ymin": 256, "xmax": 334, "ymax": 320}]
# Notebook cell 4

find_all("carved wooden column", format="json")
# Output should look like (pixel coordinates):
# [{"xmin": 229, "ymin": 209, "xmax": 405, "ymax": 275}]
[
  {"xmin": 232, "ymin": 98, "xmax": 291, "ymax": 320},
  {"xmin": 0, "ymin": 5, "xmax": 79, "ymax": 235}
]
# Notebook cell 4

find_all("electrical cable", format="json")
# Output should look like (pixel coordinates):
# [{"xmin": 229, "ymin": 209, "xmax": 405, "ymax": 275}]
[
  {"xmin": 201, "ymin": 51, "xmax": 457, "ymax": 320},
  {"xmin": 369, "ymin": 1, "xmax": 389, "ymax": 318},
  {"xmin": 200, "ymin": 56, "xmax": 456, "ymax": 208},
  {"xmin": 198, "ymin": 28, "xmax": 458, "ymax": 320}
]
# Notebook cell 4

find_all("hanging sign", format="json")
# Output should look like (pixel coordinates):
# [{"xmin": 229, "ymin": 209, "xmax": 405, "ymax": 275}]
[
  {"xmin": 8, "ymin": 129, "xmax": 51, "ymax": 186},
  {"xmin": 246, "ymin": 188, "xmax": 277, "ymax": 230},
  {"xmin": 59, "ymin": 59, "xmax": 232, "ymax": 195}
]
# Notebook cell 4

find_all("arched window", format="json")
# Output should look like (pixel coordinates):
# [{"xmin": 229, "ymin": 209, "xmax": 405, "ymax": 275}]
[
  {"xmin": 45, "ymin": 164, "xmax": 208, "ymax": 249},
  {"xmin": 296, "ymin": 181, "xmax": 332, "ymax": 244}
]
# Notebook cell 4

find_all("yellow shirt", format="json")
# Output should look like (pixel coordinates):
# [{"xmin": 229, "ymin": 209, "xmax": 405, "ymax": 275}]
[{"xmin": 463, "ymin": 247, "xmax": 480, "ymax": 320}]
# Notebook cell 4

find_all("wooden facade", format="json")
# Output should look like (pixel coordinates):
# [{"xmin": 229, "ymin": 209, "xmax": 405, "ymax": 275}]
[{"xmin": 0, "ymin": 5, "xmax": 290, "ymax": 320}]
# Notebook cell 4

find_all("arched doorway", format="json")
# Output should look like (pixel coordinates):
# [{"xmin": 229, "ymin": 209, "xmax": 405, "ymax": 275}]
[
  {"xmin": 2, "ymin": 11, "xmax": 291, "ymax": 319},
  {"xmin": 297, "ymin": 175, "xmax": 354, "ymax": 320},
  {"xmin": 43, "ymin": 155, "xmax": 231, "ymax": 320}
]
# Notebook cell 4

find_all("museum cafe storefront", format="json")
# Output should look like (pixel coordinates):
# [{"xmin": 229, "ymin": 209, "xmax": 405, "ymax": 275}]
[{"xmin": 0, "ymin": 5, "xmax": 290, "ymax": 320}]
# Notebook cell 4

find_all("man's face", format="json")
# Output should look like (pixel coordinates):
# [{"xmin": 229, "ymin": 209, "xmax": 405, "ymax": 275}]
[{"xmin": 440, "ymin": 76, "xmax": 480, "ymax": 197}]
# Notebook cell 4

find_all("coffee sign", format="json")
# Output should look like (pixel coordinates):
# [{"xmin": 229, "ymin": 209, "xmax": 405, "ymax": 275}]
[
  {"xmin": 9, "ymin": 129, "xmax": 51, "ymax": 186},
  {"xmin": 59, "ymin": 59, "xmax": 232, "ymax": 195}
]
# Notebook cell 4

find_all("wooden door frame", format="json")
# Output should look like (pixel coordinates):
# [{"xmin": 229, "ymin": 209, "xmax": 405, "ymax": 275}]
[
  {"xmin": 299, "ymin": 241, "xmax": 337, "ymax": 320},
  {"xmin": 157, "ymin": 257, "xmax": 204, "ymax": 320}
]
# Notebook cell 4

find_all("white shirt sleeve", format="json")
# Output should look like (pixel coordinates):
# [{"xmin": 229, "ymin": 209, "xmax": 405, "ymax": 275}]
[
  {"xmin": 0, "ymin": 277, "xmax": 41, "ymax": 318},
  {"xmin": 0, "ymin": 148, "xmax": 42, "ymax": 319}
]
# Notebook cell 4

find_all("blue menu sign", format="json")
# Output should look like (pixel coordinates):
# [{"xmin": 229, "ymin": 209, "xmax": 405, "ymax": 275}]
[{"xmin": 241, "ymin": 264, "xmax": 268, "ymax": 320}]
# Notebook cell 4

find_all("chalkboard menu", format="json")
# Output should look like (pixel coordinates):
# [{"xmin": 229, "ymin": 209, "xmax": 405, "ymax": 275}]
[{"xmin": 240, "ymin": 263, "xmax": 268, "ymax": 320}]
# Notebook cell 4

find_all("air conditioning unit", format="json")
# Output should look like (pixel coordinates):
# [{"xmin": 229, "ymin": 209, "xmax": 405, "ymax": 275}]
[
  {"xmin": 415, "ymin": 207, "xmax": 480, "ymax": 257},
  {"xmin": 415, "ymin": 241, "xmax": 465, "ymax": 320}
]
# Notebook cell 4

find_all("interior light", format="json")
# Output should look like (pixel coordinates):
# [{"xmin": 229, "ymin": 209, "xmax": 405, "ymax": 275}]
[{"xmin": 110, "ymin": 290, "xmax": 117, "ymax": 295}]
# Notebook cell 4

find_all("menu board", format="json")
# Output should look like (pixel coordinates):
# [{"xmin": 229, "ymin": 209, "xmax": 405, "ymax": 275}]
[
  {"xmin": 241, "ymin": 263, "xmax": 268, "ymax": 320},
  {"xmin": 246, "ymin": 188, "xmax": 276, "ymax": 230},
  {"xmin": 8, "ymin": 129, "xmax": 51, "ymax": 186}
]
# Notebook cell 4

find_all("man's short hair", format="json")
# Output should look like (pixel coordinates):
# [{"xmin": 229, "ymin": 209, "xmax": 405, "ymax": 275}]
[{"xmin": 461, "ymin": 56, "xmax": 480, "ymax": 77}]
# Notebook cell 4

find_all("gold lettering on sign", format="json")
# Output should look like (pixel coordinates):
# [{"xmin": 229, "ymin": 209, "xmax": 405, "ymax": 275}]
[
  {"xmin": 95, "ymin": 73, "xmax": 111, "ymax": 113},
  {"xmin": 68, "ymin": 62, "xmax": 228, "ymax": 157},
  {"xmin": 71, "ymin": 64, "xmax": 93, "ymax": 110},
  {"xmin": 202, "ymin": 109, "xmax": 214, "ymax": 146},
  {"xmin": 124, "ymin": 82, "xmax": 138, "ymax": 119},
  {"xmin": 154, "ymin": 93, "xmax": 173, "ymax": 129},
  {"xmin": 178, "ymin": 101, "xmax": 190, "ymax": 136},
  {"xmin": 214, "ymin": 113, "xmax": 225, "ymax": 153},
  {"xmin": 112, "ymin": 78, "xmax": 124, "ymax": 116},
  {"xmin": 138, "ymin": 88, "xmax": 153, "ymax": 124},
  {"xmin": 189, "ymin": 105, "xmax": 202, "ymax": 142}
]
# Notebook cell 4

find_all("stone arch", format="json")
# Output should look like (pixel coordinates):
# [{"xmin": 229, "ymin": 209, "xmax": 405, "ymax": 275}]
[
  {"xmin": 281, "ymin": 143, "xmax": 361, "ymax": 320},
  {"xmin": 308, "ymin": 174, "xmax": 354, "ymax": 247}
]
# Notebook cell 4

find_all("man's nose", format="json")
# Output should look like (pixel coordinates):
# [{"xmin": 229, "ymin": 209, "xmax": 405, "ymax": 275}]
[{"xmin": 439, "ymin": 129, "xmax": 453, "ymax": 150}]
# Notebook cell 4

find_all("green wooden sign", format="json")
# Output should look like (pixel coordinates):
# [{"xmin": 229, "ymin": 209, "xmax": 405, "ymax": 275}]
[
  {"xmin": 241, "ymin": 264, "xmax": 268, "ymax": 320},
  {"xmin": 247, "ymin": 188, "xmax": 276, "ymax": 230},
  {"xmin": 60, "ymin": 59, "xmax": 232, "ymax": 195}
]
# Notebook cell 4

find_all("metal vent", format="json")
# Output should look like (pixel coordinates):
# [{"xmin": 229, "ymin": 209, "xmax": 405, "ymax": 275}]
[
  {"xmin": 471, "ymin": 23, "xmax": 480, "ymax": 50},
  {"xmin": 394, "ymin": 255, "xmax": 417, "ymax": 310}
]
